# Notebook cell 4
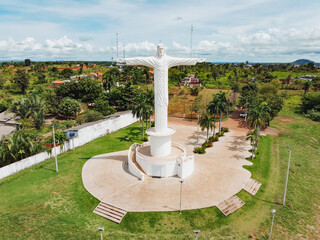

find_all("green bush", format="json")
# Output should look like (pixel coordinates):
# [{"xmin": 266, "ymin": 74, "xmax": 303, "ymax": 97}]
[
  {"xmin": 193, "ymin": 146, "xmax": 206, "ymax": 154},
  {"xmin": 142, "ymin": 136, "xmax": 148, "ymax": 142},
  {"xmin": 0, "ymin": 99, "xmax": 11, "ymax": 112},
  {"xmin": 221, "ymin": 127, "xmax": 229, "ymax": 133},
  {"xmin": 305, "ymin": 109, "xmax": 320, "ymax": 121},
  {"xmin": 94, "ymin": 98, "xmax": 116, "ymax": 116},
  {"xmin": 83, "ymin": 110, "xmax": 104, "ymax": 123},
  {"xmin": 58, "ymin": 97, "xmax": 81, "ymax": 119},
  {"xmin": 45, "ymin": 131, "xmax": 66, "ymax": 145},
  {"xmin": 59, "ymin": 120, "xmax": 74, "ymax": 129},
  {"xmin": 202, "ymin": 141, "xmax": 213, "ymax": 148},
  {"xmin": 75, "ymin": 117, "xmax": 84, "ymax": 125},
  {"xmin": 301, "ymin": 92, "xmax": 320, "ymax": 113}
]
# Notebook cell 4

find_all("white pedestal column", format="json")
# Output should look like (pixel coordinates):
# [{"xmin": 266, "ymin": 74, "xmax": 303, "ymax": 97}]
[{"xmin": 146, "ymin": 127, "xmax": 175, "ymax": 157}]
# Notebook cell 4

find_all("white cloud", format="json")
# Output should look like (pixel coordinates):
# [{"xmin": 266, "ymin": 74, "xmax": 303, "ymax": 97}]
[{"xmin": 124, "ymin": 41, "xmax": 157, "ymax": 54}]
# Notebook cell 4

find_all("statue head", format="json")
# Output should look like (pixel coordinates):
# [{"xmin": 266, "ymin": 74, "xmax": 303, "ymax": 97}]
[{"xmin": 157, "ymin": 44, "xmax": 165, "ymax": 57}]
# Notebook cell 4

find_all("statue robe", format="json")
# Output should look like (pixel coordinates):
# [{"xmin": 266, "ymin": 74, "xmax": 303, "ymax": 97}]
[{"xmin": 125, "ymin": 55, "xmax": 203, "ymax": 133}]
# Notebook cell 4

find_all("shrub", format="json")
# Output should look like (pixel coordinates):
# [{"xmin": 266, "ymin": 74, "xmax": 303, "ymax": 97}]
[
  {"xmin": 75, "ymin": 117, "xmax": 84, "ymax": 125},
  {"xmin": 45, "ymin": 131, "xmax": 66, "ymax": 145},
  {"xmin": 94, "ymin": 98, "xmax": 116, "ymax": 116},
  {"xmin": 142, "ymin": 136, "xmax": 149, "ymax": 142},
  {"xmin": 201, "ymin": 141, "xmax": 213, "ymax": 148},
  {"xmin": 216, "ymin": 132, "xmax": 224, "ymax": 137},
  {"xmin": 221, "ymin": 127, "xmax": 229, "ymax": 133},
  {"xmin": 193, "ymin": 146, "xmax": 206, "ymax": 154},
  {"xmin": 305, "ymin": 109, "xmax": 320, "ymax": 121},
  {"xmin": 83, "ymin": 110, "xmax": 104, "ymax": 123},
  {"xmin": 0, "ymin": 99, "xmax": 11, "ymax": 112},
  {"xmin": 58, "ymin": 97, "xmax": 81, "ymax": 119},
  {"xmin": 59, "ymin": 120, "xmax": 74, "ymax": 129},
  {"xmin": 151, "ymin": 121, "xmax": 155, "ymax": 127}
]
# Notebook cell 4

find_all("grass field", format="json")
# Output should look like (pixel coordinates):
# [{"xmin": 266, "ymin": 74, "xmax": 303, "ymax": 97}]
[{"xmin": 0, "ymin": 95, "xmax": 319, "ymax": 239}]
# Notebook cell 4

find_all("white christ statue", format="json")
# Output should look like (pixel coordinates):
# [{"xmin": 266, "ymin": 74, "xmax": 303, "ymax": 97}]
[{"xmin": 119, "ymin": 44, "xmax": 205, "ymax": 133}]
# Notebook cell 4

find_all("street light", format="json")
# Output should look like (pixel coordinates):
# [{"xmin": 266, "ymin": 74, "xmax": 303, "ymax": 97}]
[
  {"xmin": 52, "ymin": 124, "xmax": 58, "ymax": 172},
  {"xmin": 197, "ymin": 110, "xmax": 201, "ymax": 144},
  {"xmin": 194, "ymin": 230, "xmax": 200, "ymax": 240},
  {"xmin": 179, "ymin": 179, "xmax": 184, "ymax": 214},
  {"xmin": 283, "ymin": 146, "xmax": 291, "ymax": 206},
  {"xmin": 98, "ymin": 226, "xmax": 104, "ymax": 240},
  {"xmin": 268, "ymin": 209, "xmax": 276, "ymax": 240}
]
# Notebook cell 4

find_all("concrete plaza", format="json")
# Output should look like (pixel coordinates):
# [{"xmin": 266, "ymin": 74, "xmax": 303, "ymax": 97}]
[{"xmin": 81, "ymin": 111, "xmax": 264, "ymax": 212}]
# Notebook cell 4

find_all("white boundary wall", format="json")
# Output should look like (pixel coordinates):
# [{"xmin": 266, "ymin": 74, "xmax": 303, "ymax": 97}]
[{"xmin": 0, "ymin": 111, "xmax": 138, "ymax": 180}]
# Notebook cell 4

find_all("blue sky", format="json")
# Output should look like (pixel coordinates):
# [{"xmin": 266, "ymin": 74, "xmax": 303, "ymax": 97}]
[{"xmin": 1, "ymin": 0, "xmax": 320, "ymax": 62}]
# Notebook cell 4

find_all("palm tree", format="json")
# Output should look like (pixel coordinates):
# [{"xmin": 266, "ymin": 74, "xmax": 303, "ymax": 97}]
[
  {"xmin": 10, "ymin": 95, "xmax": 46, "ymax": 129},
  {"xmin": 199, "ymin": 111, "xmax": 215, "ymax": 142},
  {"xmin": 9, "ymin": 97, "xmax": 32, "ymax": 119},
  {"xmin": 246, "ymin": 128, "xmax": 259, "ymax": 160},
  {"xmin": 231, "ymin": 81, "xmax": 240, "ymax": 104},
  {"xmin": 145, "ymin": 89, "xmax": 154, "ymax": 128},
  {"xmin": 249, "ymin": 102, "xmax": 270, "ymax": 137},
  {"xmin": 132, "ymin": 91, "xmax": 152, "ymax": 139},
  {"xmin": 207, "ymin": 100, "xmax": 218, "ymax": 137},
  {"xmin": 210, "ymin": 91, "xmax": 231, "ymax": 134}
]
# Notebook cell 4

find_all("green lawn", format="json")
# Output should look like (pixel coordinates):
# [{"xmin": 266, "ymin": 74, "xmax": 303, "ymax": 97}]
[{"xmin": 0, "ymin": 95, "xmax": 319, "ymax": 239}]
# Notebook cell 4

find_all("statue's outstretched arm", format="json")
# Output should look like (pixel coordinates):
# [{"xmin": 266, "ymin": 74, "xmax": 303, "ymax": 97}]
[
  {"xmin": 168, "ymin": 57, "xmax": 206, "ymax": 68},
  {"xmin": 118, "ymin": 57, "xmax": 156, "ymax": 68}
]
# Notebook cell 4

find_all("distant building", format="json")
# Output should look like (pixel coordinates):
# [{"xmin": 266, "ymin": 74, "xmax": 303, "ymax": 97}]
[
  {"xmin": 181, "ymin": 73, "xmax": 200, "ymax": 87},
  {"xmin": 70, "ymin": 74, "xmax": 87, "ymax": 79},
  {"xmin": 88, "ymin": 72, "xmax": 102, "ymax": 79},
  {"xmin": 0, "ymin": 112, "xmax": 19, "ymax": 138},
  {"xmin": 52, "ymin": 80, "xmax": 73, "ymax": 87},
  {"xmin": 298, "ymin": 75, "xmax": 316, "ymax": 81}
]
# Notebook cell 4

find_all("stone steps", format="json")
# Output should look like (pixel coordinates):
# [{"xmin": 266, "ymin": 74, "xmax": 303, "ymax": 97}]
[
  {"xmin": 93, "ymin": 202, "xmax": 127, "ymax": 224},
  {"xmin": 217, "ymin": 195, "xmax": 245, "ymax": 216},
  {"xmin": 243, "ymin": 178, "xmax": 262, "ymax": 196}
]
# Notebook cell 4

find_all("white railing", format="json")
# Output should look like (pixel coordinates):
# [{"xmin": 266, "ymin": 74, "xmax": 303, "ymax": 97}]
[{"xmin": 128, "ymin": 143, "xmax": 145, "ymax": 181}]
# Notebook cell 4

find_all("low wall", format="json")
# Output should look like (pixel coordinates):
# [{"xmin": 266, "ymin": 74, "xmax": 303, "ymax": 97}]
[{"xmin": 0, "ymin": 111, "xmax": 138, "ymax": 180}]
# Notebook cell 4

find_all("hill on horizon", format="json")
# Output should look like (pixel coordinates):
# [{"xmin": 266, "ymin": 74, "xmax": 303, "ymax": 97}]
[{"xmin": 292, "ymin": 59, "xmax": 318, "ymax": 65}]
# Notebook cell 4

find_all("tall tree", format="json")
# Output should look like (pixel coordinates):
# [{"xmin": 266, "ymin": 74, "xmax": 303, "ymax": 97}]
[
  {"xmin": 210, "ymin": 91, "xmax": 231, "ymax": 133},
  {"xmin": 246, "ymin": 128, "xmax": 259, "ymax": 160},
  {"xmin": 58, "ymin": 97, "xmax": 81, "ymax": 119},
  {"xmin": 249, "ymin": 102, "xmax": 270, "ymax": 137},
  {"xmin": 132, "ymin": 91, "xmax": 152, "ymax": 139},
  {"xmin": 12, "ymin": 69, "xmax": 30, "ymax": 94},
  {"xmin": 103, "ymin": 68, "xmax": 120, "ymax": 91},
  {"xmin": 199, "ymin": 111, "xmax": 215, "ymax": 142},
  {"xmin": 303, "ymin": 81, "xmax": 312, "ymax": 94}
]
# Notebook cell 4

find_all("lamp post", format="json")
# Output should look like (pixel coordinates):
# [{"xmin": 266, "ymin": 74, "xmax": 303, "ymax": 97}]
[
  {"xmin": 268, "ymin": 209, "xmax": 276, "ymax": 240},
  {"xmin": 52, "ymin": 124, "xmax": 58, "ymax": 172},
  {"xmin": 197, "ymin": 110, "xmax": 201, "ymax": 144},
  {"xmin": 194, "ymin": 230, "xmax": 200, "ymax": 240},
  {"xmin": 179, "ymin": 179, "xmax": 184, "ymax": 214},
  {"xmin": 283, "ymin": 146, "xmax": 291, "ymax": 206},
  {"xmin": 98, "ymin": 226, "xmax": 104, "ymax": 240}
]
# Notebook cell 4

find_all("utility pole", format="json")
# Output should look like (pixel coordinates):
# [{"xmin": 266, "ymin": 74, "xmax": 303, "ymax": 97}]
[
  {"xmin": 116, "ymin": 33, "xmax": 119, "ymax": 59},
  {"xmin": 52, "ymin": 124, "xmax": 58, "ymax": 172},
  {"xmin": 283, "ymin": 146, "xmax": 292, "ymax": 206},
  {"xmin": 190, "ymin": 25, "xmax": 193, "ymax": 57},
  {"xmin": 269, "ymin": 209, "xmax": 276, "ymax": 240}
]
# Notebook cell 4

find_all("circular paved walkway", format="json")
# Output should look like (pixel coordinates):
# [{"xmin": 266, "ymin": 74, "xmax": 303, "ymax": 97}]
[{"xmin": 82, "ymin": 112, "xmax": 254, "ymax": 212}]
